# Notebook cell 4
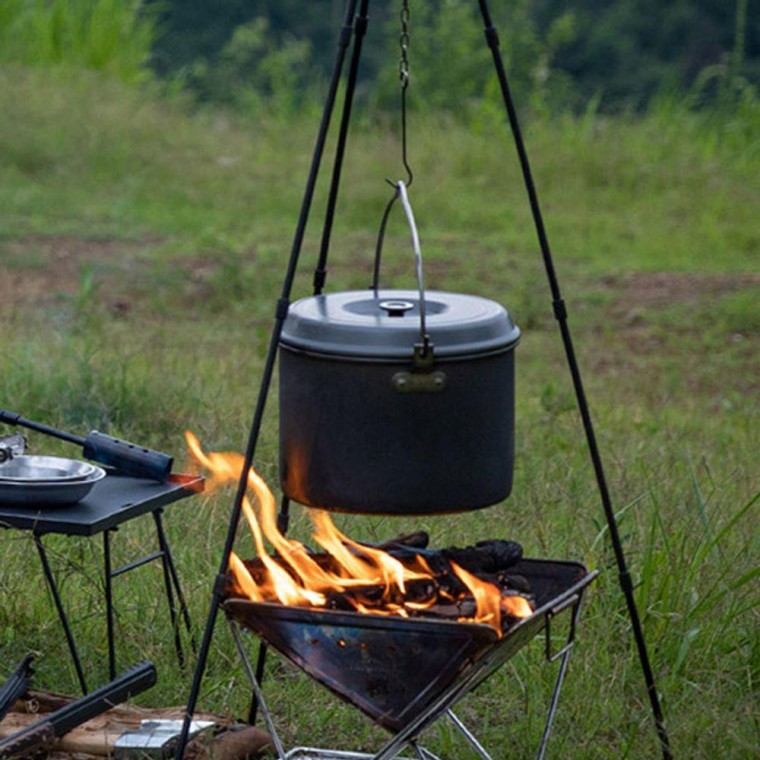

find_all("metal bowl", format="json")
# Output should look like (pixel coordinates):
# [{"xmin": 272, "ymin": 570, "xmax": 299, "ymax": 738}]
[
  {"xmin": 0, "ymin": 455, "xmax": 100, "ymax": 483},
  {"xmin": 0, "ymin": 464, "xmax": 107, "ymax": 507}
]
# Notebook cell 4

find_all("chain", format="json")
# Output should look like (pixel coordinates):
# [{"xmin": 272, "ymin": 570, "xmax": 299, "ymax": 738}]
[
  {"xmin": 398, "ymin": 0, "xmax": 412, "ymax": 186},
  {"xmin": 399, "ymin": 1, "xmax": 410, "ymax": 90},
  {"xmin": 372, "ymin": 0, "xmax": 413, "ymax": 289}
]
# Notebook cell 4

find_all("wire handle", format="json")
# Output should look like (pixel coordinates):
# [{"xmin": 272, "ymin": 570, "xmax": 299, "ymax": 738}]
[
  {"xmin": 373, "ymin": 180, "xmax": 432, "ymax": 362},
  {"xmin": 395, "ymin": 181, "xmax": 430, "ymax": 353}
]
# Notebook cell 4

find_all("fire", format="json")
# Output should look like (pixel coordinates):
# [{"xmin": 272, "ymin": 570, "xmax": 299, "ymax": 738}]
[{"xmin": 185, "ymin": 432, "xmax": 532, "ymax": 636}]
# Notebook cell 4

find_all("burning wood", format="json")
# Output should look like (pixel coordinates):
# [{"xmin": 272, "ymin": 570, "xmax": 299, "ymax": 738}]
[
  {"xmin": 185, "ymin": 433, "xmax": 535, "ymax": 637},
  {"xmin": 228, "ymin": 537, "xmax": 535, "ymax": 635}
]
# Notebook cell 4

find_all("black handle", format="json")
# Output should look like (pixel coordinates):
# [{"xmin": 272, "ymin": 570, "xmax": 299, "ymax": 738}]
[
  {"xmin": 83, "ymin": 431, "xmax": 173, "ymax": 483},
  {"xmin": 0, "ymin": 660, "xmax": 157, "ymax": 759},
  {"xmin": 0, "ymin": 410, "xmax": 83, "ymax": 446},
  {"xmin": 49, "ymin": 659, "xmax": 157, "ymax": 736},
  {"xmin": 0, "ymin": 654, "xmax": 35, "ymax": 723},
  {"xmin": 0, "ymin": 721, "xmax": 55, "ymax": 759}
]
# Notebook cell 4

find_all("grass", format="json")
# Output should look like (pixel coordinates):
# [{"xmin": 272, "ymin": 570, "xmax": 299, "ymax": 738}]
[{"xmin": 0, "ymin": 67, "xmax": 758, "ymax": 758}]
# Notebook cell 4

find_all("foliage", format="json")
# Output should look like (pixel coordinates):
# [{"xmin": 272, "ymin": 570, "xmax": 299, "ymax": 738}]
[
  {"xmin": 184, "ymin": 16, "xmax": 318, "ymax": 116},
  {"xmin": 145, "ymin": 0, "xmax": 760, "ymax": 115},
  {"xmin": 0, "ymin": 0, "xmax": 157, "ymax": 85}
]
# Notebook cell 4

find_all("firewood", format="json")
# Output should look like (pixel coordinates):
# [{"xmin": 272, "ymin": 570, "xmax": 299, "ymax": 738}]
[
  {"xmin": 384, "ymin": 539, "xmax": 523, "ymax": 575},
  {"xmin": 0, "ymin": 690, "xmax": 271, "ymax": 759}
]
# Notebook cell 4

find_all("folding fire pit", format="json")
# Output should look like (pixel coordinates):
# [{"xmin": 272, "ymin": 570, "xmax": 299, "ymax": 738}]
[
  {"xmin": 176, "ymin": 1, "xmax": 670, "ymax": 758},
  {"xmin": 223, "ymin": 557, "xmax": 596, "ymax": 759}
]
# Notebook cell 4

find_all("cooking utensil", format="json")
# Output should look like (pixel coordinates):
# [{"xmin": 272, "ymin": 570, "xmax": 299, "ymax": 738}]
[
  {"xmin": 0, "ymin": 455, "xmax": 101, "ymax": 483},
  {"xmin": 278, "ymin": 182, "xmax": 520, "ymax": 514},
  {"xmin": 0, "ymin": 462, "xmax": 106, "ymax": 507}
]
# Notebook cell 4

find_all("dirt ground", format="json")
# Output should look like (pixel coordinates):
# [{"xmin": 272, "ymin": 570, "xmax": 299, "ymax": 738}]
[{"xmin": 3, "ymin": 233, "xmax": 759, "ymax": 333}]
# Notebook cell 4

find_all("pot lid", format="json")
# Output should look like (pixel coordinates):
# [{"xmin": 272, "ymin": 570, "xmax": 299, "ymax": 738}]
[{"xmin": 280, "ymin": 289, "xmax": 520, "ymax": 359}]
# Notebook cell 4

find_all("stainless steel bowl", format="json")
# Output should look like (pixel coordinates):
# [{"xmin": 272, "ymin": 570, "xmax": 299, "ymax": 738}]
[
  {"xmin": 0, "ymin": 460, "xmax": 107, "ymax": 507},
  {"xmin": 0, "ymin": 455, "xmax": 100, "ymax": 483}
]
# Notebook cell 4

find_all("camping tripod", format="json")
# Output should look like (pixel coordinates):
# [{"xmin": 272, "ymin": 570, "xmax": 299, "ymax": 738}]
[{"xmin": 174, "ymin": 1, "xmax": 672, "ymax": 757}]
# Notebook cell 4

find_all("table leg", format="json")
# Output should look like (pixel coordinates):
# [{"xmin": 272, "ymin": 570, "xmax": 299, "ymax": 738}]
[
  {"xmin": 152, "ymin": 509, "xmax": 195, "ymax": 667},
  {"xmin": 103, "ymin": 529, "xmax": 116, "ymax": 680},
  {"xmin": 33, "ymin": 536, "xmax": 89, "ymax": 694}
]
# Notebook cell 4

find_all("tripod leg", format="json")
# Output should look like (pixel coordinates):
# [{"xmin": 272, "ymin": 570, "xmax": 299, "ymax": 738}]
[
  {"xmin": 172, "ymin": 3, "xmax": 362, "ymax": 757},
  {"xmin": 474, "ymin": 1, "xmax": 671, "ymax": 757}
]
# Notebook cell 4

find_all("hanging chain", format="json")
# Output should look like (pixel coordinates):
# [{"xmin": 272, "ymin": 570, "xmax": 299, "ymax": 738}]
[
  {"xmin": 372, "ymin": 0, "xmax": 414, "ymax": 289},
  {"xmin": 399, "ymin": 1, "xmax": 410, "ymax": 90},
  {"xmin": 398, "ymin": 0, "xmax": 413, "ymax": 186}
]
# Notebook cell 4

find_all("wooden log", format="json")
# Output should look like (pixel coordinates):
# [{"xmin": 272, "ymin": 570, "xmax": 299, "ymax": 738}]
[{"xmin": 0, "ymin": 691, "xmax": 271, "ymax": 759}]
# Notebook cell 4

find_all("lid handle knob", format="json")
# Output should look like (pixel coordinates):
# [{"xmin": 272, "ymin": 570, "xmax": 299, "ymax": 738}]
[{"xmin": 379, "ymin": 299, "xmax": 415, "ymax": 317}]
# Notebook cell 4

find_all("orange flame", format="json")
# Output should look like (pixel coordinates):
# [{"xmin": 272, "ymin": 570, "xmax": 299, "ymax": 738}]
[
  {"xmin": 186, "ymin": 432, "xmax": 532, "ymax": 636},
  {"xmin": 451, "ymin": 562, "xmax": 502, "ymax": 627}
]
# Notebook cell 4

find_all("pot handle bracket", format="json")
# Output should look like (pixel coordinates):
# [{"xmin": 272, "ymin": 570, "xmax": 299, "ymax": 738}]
[{"xmin": 390, "ymin": 181, "xmax": 448, "ymax": 394}]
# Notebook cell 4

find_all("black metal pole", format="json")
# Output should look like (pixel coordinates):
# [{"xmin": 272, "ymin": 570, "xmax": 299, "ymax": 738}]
[
  {"xmin": 173, "ymin": 2, "xmax": 361, "ymax": 756},
  {"xmin": 313, "ymin": 0, "xmax": 371, "ymax": 295},
  {"xmin": 103, "ymin": 530, "xmax": 116, "ymax": 679},
  {"xmin": 152, "ymin": 509, "xmax": 184, "ymax": 669},
  {"xmin": 475, "ymin": 1, "xmax": 672, "ymax": 757},
  {"xmin": 34, "ymin": 537, "xmax": 88, "ymax": 695},
  {"xmin": 152, "ymin": 508, "xmax": 197, "ymax": 661}
]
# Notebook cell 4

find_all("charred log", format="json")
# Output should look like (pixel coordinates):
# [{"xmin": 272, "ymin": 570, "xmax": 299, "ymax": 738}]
[{"xmin": 383, "ymin": 539, "xmax": 523, "ymax": 576}]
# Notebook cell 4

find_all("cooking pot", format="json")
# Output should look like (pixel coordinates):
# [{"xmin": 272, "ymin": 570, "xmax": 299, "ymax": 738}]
[{"xmin": 278, "ymin": 183, "xmax": 520, "ymax": 514}]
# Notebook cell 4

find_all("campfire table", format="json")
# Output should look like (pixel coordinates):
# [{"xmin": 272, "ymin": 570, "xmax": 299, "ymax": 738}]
[{"xmin": 0, "ymin": 472, "xmax": 203, "ymax": 694}]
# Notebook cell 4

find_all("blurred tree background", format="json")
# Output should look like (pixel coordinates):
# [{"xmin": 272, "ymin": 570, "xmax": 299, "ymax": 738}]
[{"xmin": 144, "ymin": 0, "xmax": 758, "ymax": 115}]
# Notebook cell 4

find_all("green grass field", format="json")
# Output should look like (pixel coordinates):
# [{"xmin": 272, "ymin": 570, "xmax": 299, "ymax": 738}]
[{"xmin": 1, "ymin": 68, "xmax": 758, "ymax": 758}]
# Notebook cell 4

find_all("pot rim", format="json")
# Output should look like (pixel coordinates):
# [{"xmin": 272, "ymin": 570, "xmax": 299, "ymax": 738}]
[{"xmin": 280, "ymin": 289, "xmax": 520, "ymax": 360}]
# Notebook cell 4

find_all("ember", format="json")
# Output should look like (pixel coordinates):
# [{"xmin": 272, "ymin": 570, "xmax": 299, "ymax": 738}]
[{"xmin": 185, "ymin": 432, "xmax": 534, "ymax": 636}]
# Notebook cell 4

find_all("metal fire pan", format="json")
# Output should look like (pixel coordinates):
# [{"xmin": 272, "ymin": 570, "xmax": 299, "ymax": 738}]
[
  {"xmin": 224, "ymin": 599, "xmax": 497, "ymax": 732},
  {"xmin": 223, "ymin": 558, "xmax": 595, "ymax": 733}
]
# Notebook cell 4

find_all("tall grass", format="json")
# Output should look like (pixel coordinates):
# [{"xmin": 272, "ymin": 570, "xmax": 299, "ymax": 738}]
[{"xmin": 0, "ymin": 0, "xmax": 156, "ymax": 85}]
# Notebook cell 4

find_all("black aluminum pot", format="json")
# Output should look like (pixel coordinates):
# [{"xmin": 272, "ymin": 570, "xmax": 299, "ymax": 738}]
[{"xmin": 278, "ymin": 287, "xmax": 520, "ymax": 515}]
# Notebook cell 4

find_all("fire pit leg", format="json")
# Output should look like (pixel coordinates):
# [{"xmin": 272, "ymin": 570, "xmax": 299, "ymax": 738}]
[
  {"xmin": 246, "ymin": 641, "xmax": 269, "ymax": 725},
  {"xmin": 409, "ymin": 743, "xmax": 443, "ymax": 760},
  {"xmin": 536, "ymin": 648, "xmax": 572, "ymax": 760},
  {"xmin": 445, "ymin": 712, "xmax": 491, "ymax": 759},
  {"xmin": 228, "ymin": 619, "xmax": 287, "ymax": 759},
  {"xmin": 246, "ymin": 496, "xmax": 291, "ymax": 725}
]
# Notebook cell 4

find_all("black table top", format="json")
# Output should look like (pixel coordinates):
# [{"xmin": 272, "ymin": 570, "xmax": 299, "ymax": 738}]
[{"xmin": 0, "ymin": 473, "xmax": 204, "ymax": 536}]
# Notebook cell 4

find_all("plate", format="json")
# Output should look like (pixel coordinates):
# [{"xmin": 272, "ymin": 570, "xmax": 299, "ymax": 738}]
[
  {"xmin": 0, "ymin": 466, "xmax": 106, "ymax": 507},
  {"xmin": 0, "ymin": 456, "xmax": 100, "ymax": 483}
]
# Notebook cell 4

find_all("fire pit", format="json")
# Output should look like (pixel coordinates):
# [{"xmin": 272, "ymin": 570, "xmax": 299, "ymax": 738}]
[
  {"xmin": 181, "ymin": 434, "xmax": 597, "ymax": 758},
  {"xmin": 224, "ymin": 558, "xmax": 595, "ymax": 734}
]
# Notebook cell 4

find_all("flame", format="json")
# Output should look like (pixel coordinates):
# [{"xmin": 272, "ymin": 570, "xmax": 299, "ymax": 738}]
[
  {"xmin": 451, "ymin": 562, "xmax": 502, "ymax": 627},
  {"xmin": 502, "ymin": 593, "xmax": 534, "ymax": 619},
  {"xmin": 186, "ymin": 432, "xmax": 532, "ymax": 636}
]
